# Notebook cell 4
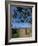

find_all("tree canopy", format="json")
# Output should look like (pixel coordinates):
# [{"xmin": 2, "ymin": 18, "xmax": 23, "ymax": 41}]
[{"xmin": 10, "ymin": 6, "xmax": 32, "ymax": 25}]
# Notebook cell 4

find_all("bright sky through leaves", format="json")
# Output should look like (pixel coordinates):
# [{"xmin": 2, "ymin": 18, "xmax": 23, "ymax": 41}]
[{"xmin": 10, "ymin": 6, "xmax": 32, "ymax": 29}]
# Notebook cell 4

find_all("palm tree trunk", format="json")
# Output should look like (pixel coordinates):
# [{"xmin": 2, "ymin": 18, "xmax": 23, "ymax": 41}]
[{"xmin": 25, "ymin": 28, "xmax": 27, "ymax": 35}]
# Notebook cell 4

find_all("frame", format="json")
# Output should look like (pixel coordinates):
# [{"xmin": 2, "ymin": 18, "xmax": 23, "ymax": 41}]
[{"xmin": 5, "ymin": 1, "xmax": 37, "ymax": 45}]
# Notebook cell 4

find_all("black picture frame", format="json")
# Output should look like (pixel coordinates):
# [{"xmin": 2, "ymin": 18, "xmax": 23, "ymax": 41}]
[{"xmin": 5, "ymin": 1, "xmax": 37, "ymax": 45}]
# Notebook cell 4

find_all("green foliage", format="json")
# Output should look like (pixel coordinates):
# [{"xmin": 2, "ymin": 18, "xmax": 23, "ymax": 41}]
[{"xmin": 12, "ymin": 29, "xmax": 19, "ymax": 38}]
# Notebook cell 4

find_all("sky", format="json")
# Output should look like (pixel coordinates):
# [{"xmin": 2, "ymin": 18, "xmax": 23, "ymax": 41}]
[{"xmin": 10, "ymin": 6, "xmax": 32, "ymax": 29}]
